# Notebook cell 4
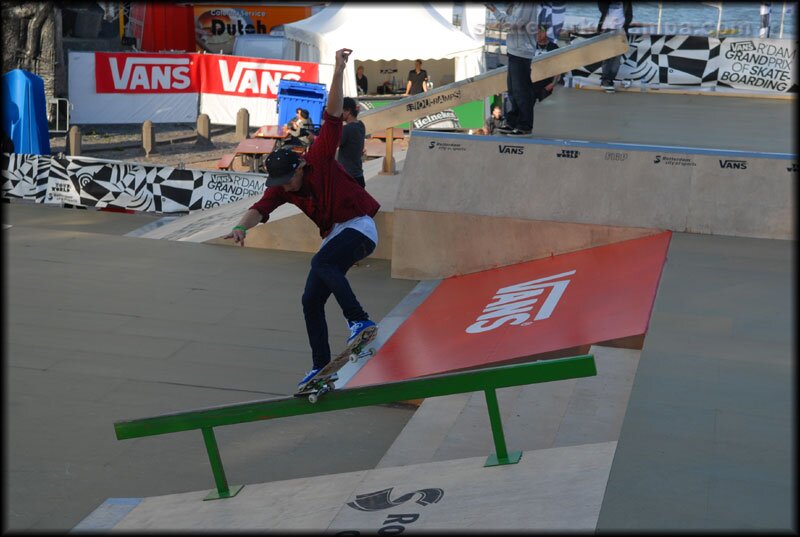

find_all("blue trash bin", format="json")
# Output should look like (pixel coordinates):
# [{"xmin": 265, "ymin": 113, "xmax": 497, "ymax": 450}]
[{"xmin": 277, "ymin": 80, "xmax": 328, "ymax": 129}]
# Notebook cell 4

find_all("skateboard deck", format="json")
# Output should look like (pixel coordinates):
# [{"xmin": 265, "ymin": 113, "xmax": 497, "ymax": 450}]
[{"xmin": 294, "ymin": 325, "xmax": 378, "ymax": 403}]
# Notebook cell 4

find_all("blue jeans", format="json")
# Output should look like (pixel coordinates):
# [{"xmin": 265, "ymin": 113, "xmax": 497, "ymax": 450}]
[
  {"xmin": 302, "ymin": 228, "xmax": 376, "ymax": 368},
  {"xmin": 505, "ymin": 53, "xmax": 534, "ymax": 132}
]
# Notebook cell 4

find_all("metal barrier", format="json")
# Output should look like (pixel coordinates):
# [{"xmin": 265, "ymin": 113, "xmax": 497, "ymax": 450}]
[
  {"xmin": 114, "ymin": 354, "xmax": 597, "ymax": 500},
  {"xmin": 48, "ymin": 98, "xmax": 70, "ymax": 134}
]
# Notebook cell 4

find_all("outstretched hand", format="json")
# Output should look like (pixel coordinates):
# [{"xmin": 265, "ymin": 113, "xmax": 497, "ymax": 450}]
[
  {"xmin": 223, "ymin": 228, "xmax": 247, "ymax": 247},
  {"xmin": 335, "ymin": 48, "xmax": 352, "ymax": 70}
]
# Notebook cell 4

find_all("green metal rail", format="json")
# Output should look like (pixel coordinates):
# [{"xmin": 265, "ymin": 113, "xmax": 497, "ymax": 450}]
[{"xmin": 114, "ymin": 354, "xmax": 596, "ymax": 500}]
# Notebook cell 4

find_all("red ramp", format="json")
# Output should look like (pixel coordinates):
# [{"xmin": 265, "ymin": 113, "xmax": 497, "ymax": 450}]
[{"xmin": 350, "ymin": 231, "xmax": 671, "ymax": 388}]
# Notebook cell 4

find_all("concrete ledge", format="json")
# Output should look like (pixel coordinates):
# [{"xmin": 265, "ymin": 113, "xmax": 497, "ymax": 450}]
[
  {"xmin": 399, "ymin": 133, "xmax": 795, "ymax": 240},
  {"xmin": 388, "ymin": 132, "xmax": 795, "ymax": 279}
]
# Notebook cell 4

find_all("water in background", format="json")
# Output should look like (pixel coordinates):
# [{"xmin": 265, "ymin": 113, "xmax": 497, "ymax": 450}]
[{"xmin": 491, "ymin": 2, "xmax": 796, "ymax": 38}]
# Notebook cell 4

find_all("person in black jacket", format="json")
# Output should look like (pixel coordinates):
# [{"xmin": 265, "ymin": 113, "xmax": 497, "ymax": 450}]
[
  {"xmin": 597, "ymin": 1, "xmax": 633, "ymax": 92},
  {"xmin": 337, "ymin": 97, "xmax": 366, "ymax": 188}
]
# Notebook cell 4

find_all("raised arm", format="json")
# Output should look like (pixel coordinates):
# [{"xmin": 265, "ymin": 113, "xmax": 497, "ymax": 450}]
[{"xmin": 326, "ymin": 48, "xmax": 351, "ymax": 118}]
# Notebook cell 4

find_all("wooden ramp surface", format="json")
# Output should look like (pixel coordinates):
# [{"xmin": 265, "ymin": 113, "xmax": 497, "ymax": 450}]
[{"xmin": 350, "ymin": 232, "xmax": 671, "ymax": 387}]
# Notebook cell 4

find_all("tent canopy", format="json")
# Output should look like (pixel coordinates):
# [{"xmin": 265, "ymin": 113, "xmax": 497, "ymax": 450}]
[{"xmin": 282, "ymin": 3, "xmax": 485, "ymax": 96}]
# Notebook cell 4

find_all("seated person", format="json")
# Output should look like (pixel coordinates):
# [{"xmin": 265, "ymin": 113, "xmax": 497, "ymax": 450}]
[
  {"xmin": 284, "ymin": 108, "xmax": 309, "ymax": 137},
  {"xmin": 484, "ymin": 104, "xmax": 505, "ymax": 135},
  {"xmin": 281, "ymin": 108, "xmax": 314, "ymax": 150}
]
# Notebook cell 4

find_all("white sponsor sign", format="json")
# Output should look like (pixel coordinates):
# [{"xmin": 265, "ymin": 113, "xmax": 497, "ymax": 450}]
[{"xmin": 718, "ymin": 38, "xmax": 797, "ymax": 93}]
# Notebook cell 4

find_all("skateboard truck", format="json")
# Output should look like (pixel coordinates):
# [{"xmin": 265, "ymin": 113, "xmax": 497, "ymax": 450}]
[{"xmin": 295, "ymin": 327, "xmax": 378, "ymax": 403}]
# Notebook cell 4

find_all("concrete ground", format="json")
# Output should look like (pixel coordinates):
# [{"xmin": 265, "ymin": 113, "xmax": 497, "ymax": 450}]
[
  {"xmin": 597, "ymin": 232, "xmax": 795, "ymax": 531},
  {"xmin": 3, "ymin": 202, "xmax": 418, "ymax": 531}
]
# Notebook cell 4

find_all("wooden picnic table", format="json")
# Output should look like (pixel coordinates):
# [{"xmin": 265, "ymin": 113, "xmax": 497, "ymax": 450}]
[
  {"xmin": 253, "ymin": 125, "xmax": 286, "ymax": 139},
  {"xmin": 234, "ymin": 138, "xmax": 277, "ymax": 172}
]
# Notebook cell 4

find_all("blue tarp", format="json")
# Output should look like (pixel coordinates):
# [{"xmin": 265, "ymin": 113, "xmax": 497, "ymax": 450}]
[{"xmin": 2, "ymin": 69, "xmax": 51, "ymax": 155}]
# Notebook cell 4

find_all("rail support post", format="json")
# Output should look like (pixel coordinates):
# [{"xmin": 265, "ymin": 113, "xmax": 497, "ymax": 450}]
[
  {"xmin": 380, "ymin": 127, "xmax": 397, "ymax": 175},
  {"xmin": 483, "ymin": 388, "xmax": 522, "ymax": 467},
  {"xmin": 201, "ymin": 427, "xmax": 243, "ymax": 500}
]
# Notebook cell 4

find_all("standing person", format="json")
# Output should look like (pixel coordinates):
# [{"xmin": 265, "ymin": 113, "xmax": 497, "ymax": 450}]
[
  {"xmin": 338, "ymin": 97, "xmax": 366, "ymax": 188},
  {"xmin": 485, "ymin": 2, "xmax": 538, "ymax": 136},
  {"xmin": 538, "ymin": 1, "xmax": 566, "ymax": 44},
  {"xmin": 403, "ymin": 59, "xmax": 428, "ymax": 96},
  {"xmin": 597, "ymin": 1, "xmax": 633, "ymax": 93},
  {"xmin": 224, "ymin": 48, "xmax": 380, "ymax": 388},
  {"xmin": 355, "ymin": 65, "xmax": 369, "ymax": 95}
]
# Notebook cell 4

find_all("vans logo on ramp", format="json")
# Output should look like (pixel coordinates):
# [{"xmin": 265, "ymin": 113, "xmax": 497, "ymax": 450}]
[
  {"xmin": 788, "ymin": 163, "xmax": 798, "ymax": 172},
  {"xmin": 719, "ymin": 159, "xmax": 748, "ymax": 170},
  {"xmin": 498, "ymin": 144, "xmax": 525, "ymax": 154},
  {"xmin": 466, "ymin": 270, "xmax": 576, "ymax": 334}
]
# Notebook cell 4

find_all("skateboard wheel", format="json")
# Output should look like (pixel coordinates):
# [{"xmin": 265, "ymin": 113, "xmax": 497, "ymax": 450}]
[
  {"xmin": 349, "ymin": 354, "xmax": 358, "ymax": 363},
  {"xmin": 326, "ymin": 381, "xmax": 336, "ymax": 390},
  {"xmin": 308, "ymin": 393, "xmax": 319, "ymax": 404}
]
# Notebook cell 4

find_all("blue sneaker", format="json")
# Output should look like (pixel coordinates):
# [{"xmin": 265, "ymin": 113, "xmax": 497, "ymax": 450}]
[
  {"xmin": 347, "ymin": 319, "xmax": 377, "ymax": 346},
  {"xmin": 297, "ymin": 367, "xmax": 338, "ymax": 388}
]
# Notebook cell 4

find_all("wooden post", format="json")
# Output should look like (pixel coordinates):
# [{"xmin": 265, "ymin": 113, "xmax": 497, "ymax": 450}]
[
  {"xmin": 196, "ymin": 113, "xmax": 212, "ymax": 146},
  {"xmin": 67, "ymin": 125, "xmax": 81, "ymax": 156},
  {"xmin": 380, "ymin": 127, "xmax": 396, "ymax": 175},
  {"xmin": 142, "ymin": 120, "xmax": 155, "ymax": 156},
  {"xmin": 236, "ymin": 108, "xmax": 250, "ymax": 141}
]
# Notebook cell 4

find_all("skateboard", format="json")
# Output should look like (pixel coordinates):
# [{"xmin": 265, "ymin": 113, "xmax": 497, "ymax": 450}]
[{"xmin": 294, "ymin": 325, "xmax": 378, "ymax": 403}]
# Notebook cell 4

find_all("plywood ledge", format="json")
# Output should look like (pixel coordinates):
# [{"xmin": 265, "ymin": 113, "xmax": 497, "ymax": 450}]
[{"xmin": 391, "ymin": 209, "xmax": 663, "ymax": 280}]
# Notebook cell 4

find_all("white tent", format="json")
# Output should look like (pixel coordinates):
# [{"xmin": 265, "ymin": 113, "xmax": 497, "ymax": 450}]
[{"xmin": 282, "ymin": 3, "xmax": 486, "ymax": 97}]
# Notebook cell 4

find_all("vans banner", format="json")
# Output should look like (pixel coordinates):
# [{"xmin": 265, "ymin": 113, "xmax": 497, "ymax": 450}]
[
  {"xmin": 569, "ymin": 34, "xmax": 797, "ymax": 94},
  {"xmin": 72, "ymin": 51, "xmax": 319, "ymax": 124},
  {"xmin": 717, "ymin": 38, "xmax": 797, "ymax": 93},
  {"xmin": 94, "ymin": 52, "xmax": 318, "ymax": 97},
  {"xmin": 95, "ymin": 52, "xmax": 201, "ymax": 93},
  {"xmin": 198, "ymin": 55, "xmax": 318, "ymax": 98}
]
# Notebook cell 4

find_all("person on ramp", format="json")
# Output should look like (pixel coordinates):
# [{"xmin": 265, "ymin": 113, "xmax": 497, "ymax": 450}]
[{"xmin": 224, "ymin": 48, "xmax": 380, "ymax": 388}]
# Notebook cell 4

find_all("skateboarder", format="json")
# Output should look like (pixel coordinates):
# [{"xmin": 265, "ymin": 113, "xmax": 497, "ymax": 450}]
[{"xmin": 224, "ymin": 47, "xmax": 380, "ymax": 387}]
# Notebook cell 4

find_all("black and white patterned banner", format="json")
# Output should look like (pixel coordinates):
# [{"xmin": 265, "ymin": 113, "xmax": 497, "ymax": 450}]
[
  {"xmin": 570, "ymin": 34, "xmax": 797, "ymax": 93},
  {"xmin": 2, "ymin": 153, "xmax": 267, "ymax": 213}
]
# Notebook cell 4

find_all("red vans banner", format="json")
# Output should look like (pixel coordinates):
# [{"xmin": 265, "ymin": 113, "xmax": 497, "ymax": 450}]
[
  {"xmin": 199, "ymin": 55, "xmax": 318, "ymax": 98},
  {"xmin": 95, "ymin": 52, "xmax": 318, "ymax": 97},
  {"xmin": 95, "ymin": 53, "xmax": 201, "ymax": 93}
]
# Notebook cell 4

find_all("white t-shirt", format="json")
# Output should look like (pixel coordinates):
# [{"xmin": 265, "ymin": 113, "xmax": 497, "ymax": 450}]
[
  {"xmin": 601, "ymin": 2, "xmax": 626, "ymax": 30},
  {"xmin": 320, "ymin": 215, "xmax": 378, "ymax": 250}
]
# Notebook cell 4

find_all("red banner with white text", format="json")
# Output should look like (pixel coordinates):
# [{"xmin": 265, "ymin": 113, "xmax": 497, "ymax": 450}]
[
  {"xmin": 197, "ymin": 54, "xmax": 318, "ymax": 98},
  {"xmin": 95, "ymin": 52, "xmax": 201, "ymax": 93},
  {"xmin": 95, "ymin": 52, "xmax": 318, "ymax": 97},
  {"xmin": 80, "ymin": 51, "xmax": 320, "ymax": 124}
]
